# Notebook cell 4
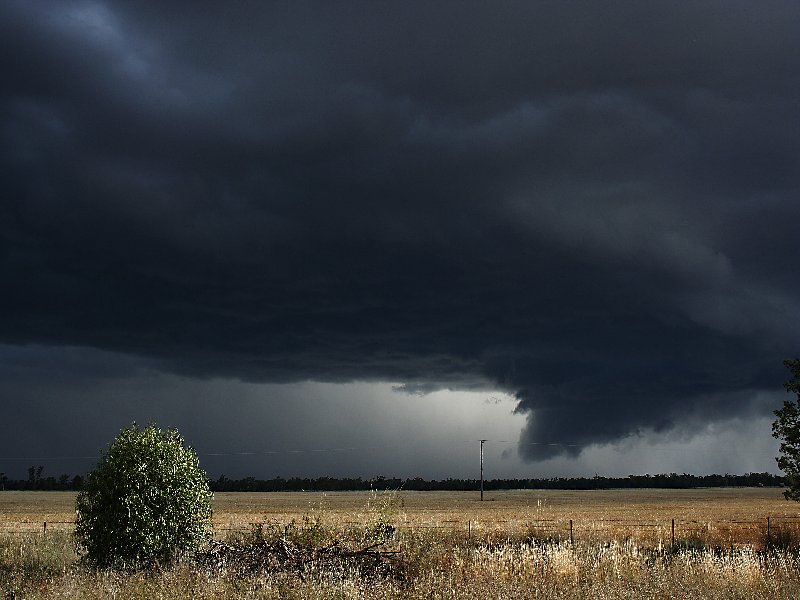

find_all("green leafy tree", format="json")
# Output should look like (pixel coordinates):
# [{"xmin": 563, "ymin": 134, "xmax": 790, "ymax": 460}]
[
  {"xmin": 773, "ymin": 359, "xmax": 800, "ymax": 501},
  {"xmin": 75, "ymin": 423, "xmax": 213, "ymax": 570}
]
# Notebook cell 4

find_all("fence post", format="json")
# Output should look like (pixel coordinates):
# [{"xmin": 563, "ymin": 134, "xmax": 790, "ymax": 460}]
[
  {"xmin": 468, "ymin": 520, "xmax": 471, "ymax": 540},
  {"xmin": 569, "ymin": 519, "xmax": 573, "ymax": 546},
  {"xmin": 43, "ymin": 521, "xmax": 47, "ymax": 534},
  {"xmin": 767, "ymin": 516, "xmax": 771, "ymax": 545},
  {"xmin": 671, "ymin": 519, "xmax": 675, "ymax": 548}
]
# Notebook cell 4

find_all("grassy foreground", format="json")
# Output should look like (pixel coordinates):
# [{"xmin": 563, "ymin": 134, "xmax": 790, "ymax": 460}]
[{"xmin": 2, "ymin": 489, "xmax": 800, "ymax": 599}]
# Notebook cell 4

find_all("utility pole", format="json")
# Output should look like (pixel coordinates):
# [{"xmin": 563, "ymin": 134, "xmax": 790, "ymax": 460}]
[{"xmin": 480, "ymin": 439, "xmax": 486, "ymax": 501}]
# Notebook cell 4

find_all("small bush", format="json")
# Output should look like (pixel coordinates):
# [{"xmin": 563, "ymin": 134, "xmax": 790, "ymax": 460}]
[{"xmin": 75, "ymin": 423, "xmax": 213, "ymax": 570}]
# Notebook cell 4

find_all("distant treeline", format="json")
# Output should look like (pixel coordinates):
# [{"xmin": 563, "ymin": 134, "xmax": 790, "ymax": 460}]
[
  {"xmin": 0, "ymin": 466, "xmax": 84, "ymax": 491},
  {"xmin": 209, "ymin": 472, "xmax": 785, "ymax": 492},
  {"xmin": 0, "ymin": 469, "xmax": 785, "ymax": 492}
]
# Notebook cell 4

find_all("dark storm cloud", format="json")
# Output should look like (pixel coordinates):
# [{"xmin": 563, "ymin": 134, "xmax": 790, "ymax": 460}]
[{"xmin": 2, "ymin": 1, "xmax": 799, "ymax": 459}]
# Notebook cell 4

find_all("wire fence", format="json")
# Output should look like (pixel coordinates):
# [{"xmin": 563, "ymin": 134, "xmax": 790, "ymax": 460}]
[{"xmin": 5, "ymin": 516, "xmax": 800, "ymax": 547}]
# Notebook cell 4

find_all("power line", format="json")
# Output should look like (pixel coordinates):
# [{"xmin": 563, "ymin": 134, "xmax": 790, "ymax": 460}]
[
  {"xmin": 0, "ymin": 445, "xmax": 388, "ymax": 462},
  {"xmin": 202, "ymin": 446, "xmax": 375, "ymax": 456},
  {"xmin": 0, "ymin": 455, "xmax": 99, "ymax": 461},
  {"xmin": 0, "ymin": 440, "xmax": 583, "ymax": 463},
  {"xmin": 477, "ymin": 439, "xmax": 581, "ymax": 447}
]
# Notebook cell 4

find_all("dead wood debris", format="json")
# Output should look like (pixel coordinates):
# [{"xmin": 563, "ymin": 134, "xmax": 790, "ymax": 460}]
[{"xmin": 194, "ymin": 538, "xmax": 404, "ymax": 580}]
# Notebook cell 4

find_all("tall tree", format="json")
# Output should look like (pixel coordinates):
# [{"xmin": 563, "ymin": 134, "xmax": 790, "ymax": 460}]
[{"xmin": 772, "ymin": 359, "xmax": 800, "ymax": 500}]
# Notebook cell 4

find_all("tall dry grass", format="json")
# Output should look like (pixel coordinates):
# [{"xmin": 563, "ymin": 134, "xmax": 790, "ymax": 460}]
[{"xmin": 3, "ymin": 531, "xmax": 800, "ymax": 599}]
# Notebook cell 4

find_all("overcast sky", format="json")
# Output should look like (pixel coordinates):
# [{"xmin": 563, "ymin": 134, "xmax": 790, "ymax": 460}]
[{"xmin": 1, "ymin": 1, "xmax": 798, "ymax": 480}]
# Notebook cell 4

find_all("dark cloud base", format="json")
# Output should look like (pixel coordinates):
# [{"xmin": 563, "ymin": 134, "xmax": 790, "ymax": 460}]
[{"xmin": 2, "ymin": 1, "xmax": 798, "ymax": 461}]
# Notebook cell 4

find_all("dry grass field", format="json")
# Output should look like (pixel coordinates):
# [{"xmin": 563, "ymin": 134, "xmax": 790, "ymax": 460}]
[
  {"xmin": 2, "ymin": 488, "xmax": 800, "ymax": 598},
  {"xmin": 4, "ymin": 488, "xmax": 798, "ymax": 544},
  {"xmin": 209, "ymin": 487, "xmax": 800, "ymax": 547}
]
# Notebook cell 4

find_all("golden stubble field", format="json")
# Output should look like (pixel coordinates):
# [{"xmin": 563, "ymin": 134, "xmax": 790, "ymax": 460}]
[{"xmin": 3, "ymin": 487, "xmax": 799, "ymax": 546}]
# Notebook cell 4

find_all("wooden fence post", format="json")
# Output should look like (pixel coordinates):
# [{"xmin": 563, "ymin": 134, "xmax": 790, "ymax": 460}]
[
  {"xmin": 569, "ymin": 519, "xmax": 573, "ymax": 545},
  {"xmin": 767, "ymin": 516, "xmax": 771, "ymax": 544},
  {"xmin": 43, "ymin": 521, "xmax": 47, "ymax": 534},
  {"xmin": 671, "ymin": 519, "xmax": 675, "ymax": 548}
]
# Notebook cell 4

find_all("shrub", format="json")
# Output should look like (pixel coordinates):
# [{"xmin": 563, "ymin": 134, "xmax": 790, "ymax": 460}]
[{"xmin": 75, "ymin": 423, "xmax": 213, "ymax": 570}]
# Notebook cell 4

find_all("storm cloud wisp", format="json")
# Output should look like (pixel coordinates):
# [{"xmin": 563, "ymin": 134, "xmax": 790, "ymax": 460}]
[{"xmin": 2, "ymin": 2, "xmax": 799, "ymax": 468}]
